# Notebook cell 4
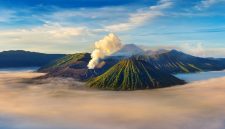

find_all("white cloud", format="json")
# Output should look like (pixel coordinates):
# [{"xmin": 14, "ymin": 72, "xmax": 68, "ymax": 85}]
[
  {"xmin": 39, "ymin": 24, "xmax": 88, "ymax": 38},
  {"xmin": 181, "ymin": 43, "xmax": 206, "ymax": 57},
  {"xmin": 105, "ymin": 0, "xmax": 172, "ymax": 32},
  {"xmin": 195, "ymin": 0, "xmax": 225, "ymax": 10},
  {"xmin": 0, "ymin": 24, "xmax": 92, "ymax": 53},
  {"xmin": 50, "ymin": 7, "xmax": 127, "ymax": 20},
  {"xmin": 178, "ymin": 42, "xmax": 225, "ymax": 57},
  {"xmin": 0, "ymin": 23, "xmax": 88, "ymax": 40},
  {"xmin": 149, "ymin": 0, "xmax": 172, "ymax": 10},
  {"xmin": 37, "ymin": 7, "xmax": 129, "ymax": 29}
]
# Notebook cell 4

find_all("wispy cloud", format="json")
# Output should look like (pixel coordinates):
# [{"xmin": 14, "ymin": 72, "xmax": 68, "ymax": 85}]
[
  {"xmin": 0, "ymin": 23, "xmax": 88, "ymax": 40},
  {"xmin": 105, "ymin": 0, "xmax": 172, "ymax": 32},
  {"xmin": 180, "ymin": 42, "xmax": 225, "ymax": 57},
  {"xmin": 0, "ymin": 24, "xmax": 92, "ymax": 53},
  {"xmin": 0, "ymin": 9, "xmax": 15, "ymax": 22},
  {"xmin": 178, "ymin": 42, "xmax": 225, "ymax": 57},
  {"xmin": 136, "ymin": 27, "xmax": 225, "ymax": 36},
  {"xmin": 195, "ymin": 0, "xmax": 225, "ymax": 10},
  {"xmin": 40, "ymin": 7, "xmax": 129, "ymax": 28}
]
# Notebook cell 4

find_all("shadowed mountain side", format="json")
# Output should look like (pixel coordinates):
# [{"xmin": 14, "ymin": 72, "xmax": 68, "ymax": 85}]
[
  {"xmin": 38, "ymin": 53, "xmax": 120, "ymax": 81},
  {"xmin": 135, "ymin": 50, "xmax": 225, "ymax": 74},
  {"xmin": 0, "ymin": 50, "xmax": 65, "ymax": 68},
  {"xmin": 88, "ymin": 58, "xmax": 186, "ymax": 90}
]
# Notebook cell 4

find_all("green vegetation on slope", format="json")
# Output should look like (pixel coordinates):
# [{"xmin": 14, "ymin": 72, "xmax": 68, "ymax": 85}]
[
  {"xmin": 88, "ymin": 58, "xmax": 186, "ymax": 91},
  {"xmin": 39, "ymin": 53, "xmax": 90, "ymax": 71}
]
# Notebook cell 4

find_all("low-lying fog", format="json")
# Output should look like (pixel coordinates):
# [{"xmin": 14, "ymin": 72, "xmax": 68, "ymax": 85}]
[{"xmin": 0, "ymin": 71, "xmax": 225, "ymax": 129}]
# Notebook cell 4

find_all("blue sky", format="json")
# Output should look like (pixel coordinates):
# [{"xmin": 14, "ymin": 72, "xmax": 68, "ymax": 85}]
[{"xmin": 0, "ymin": 0, "xmax": 225, "ymax": 57}]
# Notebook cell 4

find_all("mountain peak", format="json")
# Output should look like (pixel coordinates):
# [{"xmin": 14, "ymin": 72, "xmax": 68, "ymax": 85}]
[
  {"xmin": 111, "ymin": 44, "xmax": 144, "ymax": 56},
  {"xmin": 170, "ymin": 49, "xmax": 182, "ymax": 53}
]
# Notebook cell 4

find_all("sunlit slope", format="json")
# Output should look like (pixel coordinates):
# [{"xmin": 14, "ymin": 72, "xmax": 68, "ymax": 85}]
[
  {"xmin": 37, "ymin": 53, "xmax": 95, "ymax": 80},
  {"xmin": 88, "ymin": 58, "xmax": 185, "ymax": 90},
  {"xmin": 38, "ymin": 53, "xmax": 91, "ymax": 72}
]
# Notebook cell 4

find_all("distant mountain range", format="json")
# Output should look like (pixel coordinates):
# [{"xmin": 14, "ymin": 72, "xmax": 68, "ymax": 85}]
[
  {"xmin": 0, "ymin": 50, "xmax": 65, "ymax": 68},
  {"xmin": 2, "ymin": 48, "xmax": 224, "ymax": 91},
  {"xmin": 38, "ymin": 48, "xmax": 225, "ymax": 84},
  {"xmin": 135, "ymin": 50, "xmax": 225, "ymax": 73}
]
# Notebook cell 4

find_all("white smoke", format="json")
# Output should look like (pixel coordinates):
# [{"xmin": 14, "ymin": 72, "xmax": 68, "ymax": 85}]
[{"xmin": 88, "ymin": 33, "xmax": 122, "ymax": 69}]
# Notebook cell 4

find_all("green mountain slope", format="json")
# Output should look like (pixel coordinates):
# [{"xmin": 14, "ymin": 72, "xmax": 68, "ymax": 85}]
[
  {"xmin": 38, "ymin": 53, "xmax": 90, "ymax": 72},
  {"xmin": 38, "ymin": 53, "xmax": 94, "ymax": 80},
  {"xmin": 88, "ymin": 58, "xmax": 186, "ymax": 90}
]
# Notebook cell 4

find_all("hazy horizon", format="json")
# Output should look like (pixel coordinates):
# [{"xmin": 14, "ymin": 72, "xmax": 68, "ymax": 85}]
[{"xmin": 0, "ymin": 44, "xmax": 224, "ymax": 58}]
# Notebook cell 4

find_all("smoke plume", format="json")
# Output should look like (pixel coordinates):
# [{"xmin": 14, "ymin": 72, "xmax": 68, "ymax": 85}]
[{"xmin": 88, "ymin": 33, "xmax": 122, "ymax": 69}]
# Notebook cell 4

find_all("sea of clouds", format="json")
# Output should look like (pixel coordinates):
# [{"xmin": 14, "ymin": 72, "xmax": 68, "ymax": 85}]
[{"xmin": 0, "ymin": 71, "xmax": 225, "ymax": 129}]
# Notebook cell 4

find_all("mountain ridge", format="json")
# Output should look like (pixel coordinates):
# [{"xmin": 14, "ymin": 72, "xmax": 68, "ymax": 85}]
[
  {"xmin": 38, "ymin": 49, "xmax": 225, "ymax": 82},
  {"xmin": 134, "ymin": 49, "xmax": 225, "ymax": 73},
  {"xmin": 0, "ymin": 50, "xmax": 65, "ymax": 68}
]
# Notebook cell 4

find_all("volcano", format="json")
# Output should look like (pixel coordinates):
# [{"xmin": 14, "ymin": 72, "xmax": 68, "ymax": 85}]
[
  {"xmin": 112, "ymin": 44, "xmax": 144, "ymax": 56},
  {"xmin": 38, "ymin": 49, "xmax": 225, "ymax": 82},
  {"xmin": 88, "ymin": 58, "xmax": 186, "ymax": 90}
]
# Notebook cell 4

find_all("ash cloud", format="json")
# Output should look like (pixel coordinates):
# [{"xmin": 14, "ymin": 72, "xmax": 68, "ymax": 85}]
[{"xmin": 0, "ymin": 71, "xmax": 225, "ymax": 129}]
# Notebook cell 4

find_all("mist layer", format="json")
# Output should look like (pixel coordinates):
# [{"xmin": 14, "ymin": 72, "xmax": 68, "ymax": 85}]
[{"xmin": 0, "ymin": 71, "xmax": 225, "ymax": 129}]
